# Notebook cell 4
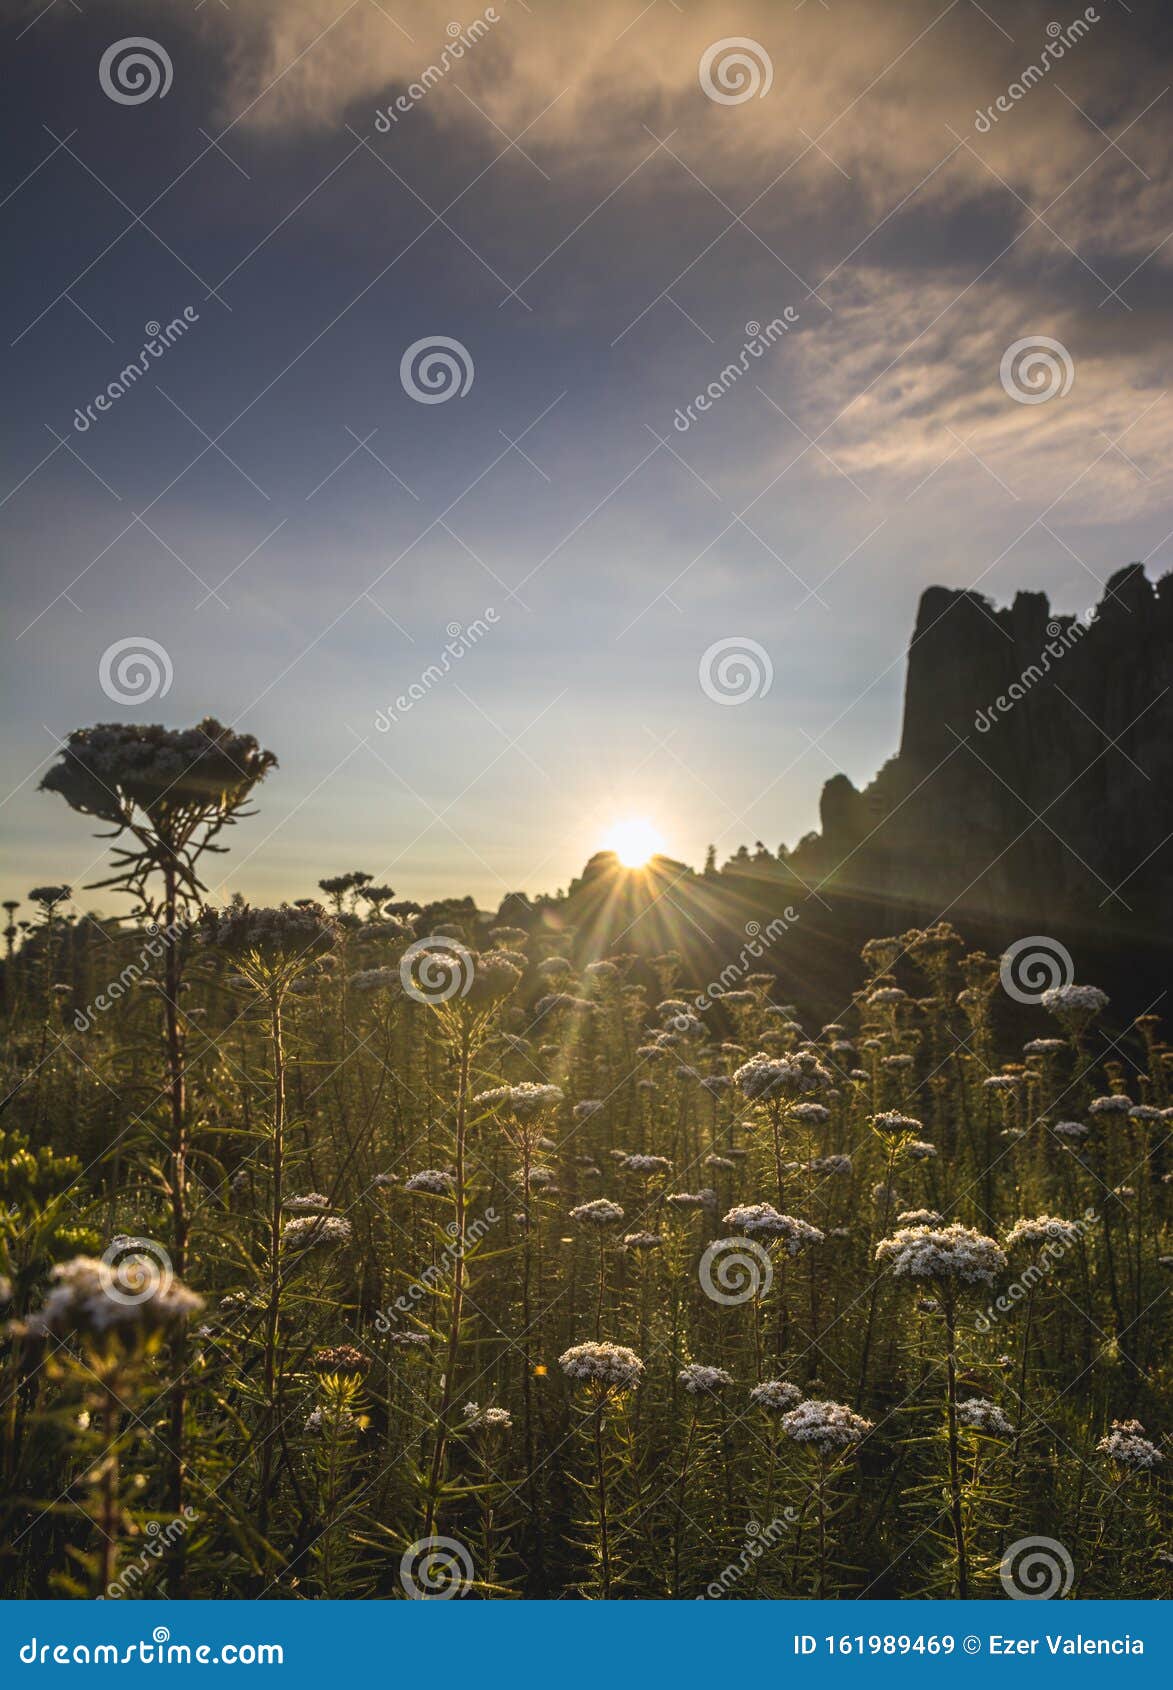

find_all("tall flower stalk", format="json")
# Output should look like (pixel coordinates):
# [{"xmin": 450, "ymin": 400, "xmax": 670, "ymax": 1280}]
[
  {"xmin": 199, "ymin": 902, "xmax": 337, "ymax": 1544},
  {"xmin": 40, "ymin": 721, "xmax": 275, "ymax": 1540},
  {"xmin": 875, "ymin": 1221, "xmax": 1005, "ymax": 1598}
]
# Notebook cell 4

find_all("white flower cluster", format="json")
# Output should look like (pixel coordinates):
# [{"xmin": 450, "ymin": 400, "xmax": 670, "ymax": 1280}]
[
  {"xmin": 304, "ymin": 1405, "xmax": 360, "ymax": 1435},
  {"xmin": 585, "ymin": 960, "xmax": 619, "ymax": 982},
  {"xmin": 623, "ymin": 1231, "xmax": 663, "ymax": 1250},
  {"xmin": 807, "ymin": 1155, "xmax": 852, "ymax": 1177},
  {"xmin": 1096, "ymin": 1419, "xmax": 1163, "ymax": 1470},
  {"xmin": 779, "ymin": 1398, "xmax": 873, "ymax": 1455},
  {"xmin": 521, "ymin": 1166, "xmax": 557, "ymax": 1190},
  {"xmin": 559, "ymin": 1340, "xmax": 644, "ymax": 1390},
  {"xmin": 283, "ymin": 1192, "xmax": 331, "ymax": 1213},
  {"xmin": 1089, "ymin": 1094, "xmax": 1132, "ymax": 1116},
  {"xmin": 474, "ymin": 1082, "xmax": 564, "ymax": 1120},
  {"xmin": 875, "ymin": 1222, "xmax": 1006, "ymax": 1286},
  {"xmin": 621, "ymin": 1154, "xmax": 672, "ymax": 1174},
  {"xmin": 281, "ymin": 1214, "xmax": 352, "ymax": 1250},
  {"xmin": 666, "ymin": 1189, "xmax": 716, "ymax": 1209},
  {"xmin": 749, "ymin": 1378, "xmax": 803, "ymax": 1412},
  {"xmin": 404, "ymin": 1169, "xmax": 454, "ymax": 1195},
  {"xmin": 678, "ymin": 1363, "xmax": 733, "ymax": 1396},
  {"xmin": 734, "ymin": 1052, "xmax": 833, "ymax": 1102},
  {"xmin": 464, "ymin": 1401, "xmax": 513, "ymax": 1432},
  {"xmin": 957, "ymin": 1397, "xmax": 1015, "ymax": 1438},
  {"xmin": 538, "ymin": 956, "xmax": 572, "ymax": 977},
  {"xmin": 349, "ymin": 967, "xmax": 403, "ymax": 994},
  {"xmin": 24, "ymin": 1256, "xmax": 203, "ymax": 1338},
  {"xmin": 1041, "ymin": 984, "xmax": 1108, "ymax": 1019},
  {"xmin": 570, "ymin": 1198, "xmax": 625, "ymax": 1227},
  {"xmin": 1005, "ymin": 1215, "xmax": 1083, "ymax": 1250},
  {"xmin": 723, "ymin": 1204, "xmax": 825, "ymax": 1255}
]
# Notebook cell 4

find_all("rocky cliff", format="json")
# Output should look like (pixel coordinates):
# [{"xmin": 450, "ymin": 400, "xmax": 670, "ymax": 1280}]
[{"xmin": 800, "ymin": 564, "xmax": 1172, "ymax": 957}]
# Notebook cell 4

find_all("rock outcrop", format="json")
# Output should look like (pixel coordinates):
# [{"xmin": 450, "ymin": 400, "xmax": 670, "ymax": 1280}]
[{"xmin": 804, "ymin": 564, "xmax": 1172, "ymax": 949}]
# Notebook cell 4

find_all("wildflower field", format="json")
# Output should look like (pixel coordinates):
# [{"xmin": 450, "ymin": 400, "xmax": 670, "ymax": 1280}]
[{"xmin": 0, "ymin": 721, "xmax": 1168, "ymax": 1602}]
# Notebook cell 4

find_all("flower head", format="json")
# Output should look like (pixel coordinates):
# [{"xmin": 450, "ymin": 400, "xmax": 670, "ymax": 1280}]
[
  {"xmin": 957, "ymin": 1397, "xmax": 1015, "ymax": 1438},
  {"xmin": 559, "ymin": 1340, "xmax": 644, "ymax": 1391},
  {"xmin": 1097, "ymin": 1419, "xmax": 1163, "ymax": 1471},
  {"xmin": 475, "ymin": 1082, "xmax": 564, "ymax": 1121},
  {"xmin": 779, "ymin": 1398, "xmax": 873, "ymax": 1456},
  {"xmin": 464, "ymin": 1401, "xmax": 513, "ymax": 1433},
  {"xmin": 282, "ymin": 1215, "xmax": 352, "ymax": 1250},
  {"xmin": 1004, "ymin": 1215, "xmax": 1084, "ymax": 1250},
  {"xmin": 404, "ymin": 1169, "xmax": 454, "ymax": 1196},
  {"xmin": 678, "ymin": 1363, "xmax": 733, "ymax": 1396},
  {"xmin": 24, "ymin": 1255, "xmax": 203, "ymax": 1340},
  {"xmin": 734, "ymin": 1052, "xmax": 833, "ymax": 1102},
  {"xmin": 749, "ymin": 1378, "xmax": 803, "ymax": 1412},
  {"xmin": 875, "ymin": 1223, "xmax": 1005, "ymax": 1286},
  {"xmin": 569, "ymin": 1198, "xmax": 625, "ymax": 1227},
  {"xmin": 1041, "ymin": 983, "xmax": 1108, "ymax": 1023},
  {"xmin": 722, "ymin": 1204, "xmax": 824, "ymax": 1255},
  {"xmin": 1090, "ymin": 1094, "xmax": 1133, "ymax": 1117},
  {"xmin": 621, "ymin": 1154, "xmax": 672, "ymax": 1175},
  {"xmin": 40, "ymin": 720, "xmax": 276, "ymax": 829},
  {"xmin": 201, "ymin": 902, "xmax": 337, "ymax": 971}
]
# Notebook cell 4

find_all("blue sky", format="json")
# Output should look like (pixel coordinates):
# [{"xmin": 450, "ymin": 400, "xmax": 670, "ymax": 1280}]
[{"xmin": 3, "ymin": 0, "xmax": 1172, "ymax": 911}]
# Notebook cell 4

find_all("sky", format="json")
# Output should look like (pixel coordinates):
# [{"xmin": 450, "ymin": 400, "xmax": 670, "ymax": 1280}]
[{"xmin": 2, "ymin": 0, "xmax": 1172, "ymax": 914}]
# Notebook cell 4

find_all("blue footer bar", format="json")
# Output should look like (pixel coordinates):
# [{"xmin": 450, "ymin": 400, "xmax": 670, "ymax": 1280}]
[{"xmin": 1, "ymin": 1601, "xmax": 1167, "ymax": 1686}]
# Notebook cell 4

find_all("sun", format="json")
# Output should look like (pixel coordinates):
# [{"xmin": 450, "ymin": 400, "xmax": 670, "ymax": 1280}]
[{"xmin": 603, "ymin": 817, "xmax": 664, "ymax": 868}]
